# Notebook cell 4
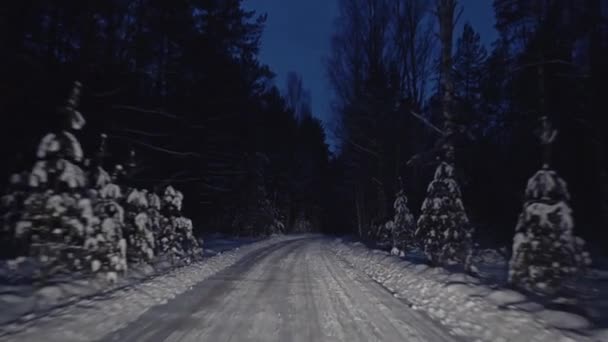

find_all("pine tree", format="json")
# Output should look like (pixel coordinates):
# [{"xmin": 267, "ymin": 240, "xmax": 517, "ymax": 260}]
[
  {"xmin": 232, "ymin": 153, "xmax": 283, "ymax": 236},
  {"xmin": 415, "ymin": 148, "xmax": 473, "ymax": 268},
  {"xmin": 453, "ymin": 23, "xmax": 487, "ymax": 135},
  {"xmin": 1, "ymin": 173, "xmax": 30, "ymax": 257},
  {"xmin": 412, "ymin": 0, "xmax": 474, "ymax": 271},
  {"xmin": 146, "ymin": 191, "xmax": 164, "ymax": 255},
  {"xmin": 378, "ymin": 181, "xmax": 416, "ymax": 255},
  {"xmin": 390, "ymin": 186, "xmax": 416, "ymax": 254},
  {"xmin": 89, "ymin": 134, "xmax": 128, "ymax": 281},
  {"xmin": 160, "ymin": 185, "xmax": 201, "ymax": 264},
  {"xmin": 3, "ymin": 82, "xmax": 127, "ymax": 281},
  {"xmin": 508, "ymin": 118, "xmax": 591, "ymax": 294},
  {"xmin": 124, "ymin": 189, "xmax": 155, "ymax": 263},
  {"xmin": 377, "ymin": 220, "xmax": 393, "ymax": 250}
]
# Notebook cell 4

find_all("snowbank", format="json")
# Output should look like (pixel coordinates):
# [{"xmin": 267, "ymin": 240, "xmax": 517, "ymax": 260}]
[
  {"xmin": 0, "ymin": 235, "xmax": 294, "ymax": 341},
  {"xmin": 332, "ymin": 239, "xmax": 603, "ymax": 342}
]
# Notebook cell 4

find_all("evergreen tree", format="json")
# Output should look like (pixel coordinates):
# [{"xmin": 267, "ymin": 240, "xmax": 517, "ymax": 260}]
[
  {"xmin": 124, "ymin": 189, "xmax": 156, "ymax": 264},
  {"xmin": 508, "ymin": 168, "xmax": 592, "ymax": 294},
  {"xmin": 411, "ymin": 0, "xmax": 474, "ymax": 271},
  {"xmin": 390, "ymin": 186, "xmax": 416, "ymax": 254},
  {"xmin": 453, "ymin": 23, "xmax": 487, "ymax": 135},
  {"xmin": 415, "ymin": 147, "xmax": 473, "ymax": 269},
  {"xmin": 379, "ymin": 182, "xmax": 415, "ymax": 255},
  {"xmin": 160, "ymin": 185, "xmax": 201, "ymax": 264},
  {"xmin": 508, "ymin": 118, "xmax": 591, "ymax": 294},
  {"xmin": 89, "ymin": 134, "xmax": 129, "ymax": 281},
  {"xmin": 2, "ymin": 82, "xmax": 127, "ymax": 281},
  {"xmin": 231, "ymin": 153, "xmax": 284, "ymax": 236}
]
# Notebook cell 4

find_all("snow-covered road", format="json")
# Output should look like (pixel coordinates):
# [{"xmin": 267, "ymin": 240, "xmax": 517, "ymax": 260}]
[{"xmin": 101, "ymin": 236, "xmax": 456, "ymax": 342}]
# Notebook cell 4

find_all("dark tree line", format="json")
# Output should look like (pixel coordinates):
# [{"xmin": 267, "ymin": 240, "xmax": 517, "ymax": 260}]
[
  {"xmin": 0, "ymin": 0, "xmax": 330, "ymax": 236},
  {"xmin": 326, "ymin": 0, "xmax": 608, "ymax": 255}
]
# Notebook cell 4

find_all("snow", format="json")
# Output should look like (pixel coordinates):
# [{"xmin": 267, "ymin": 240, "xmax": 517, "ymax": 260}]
[
  {"xmin": 94, "ymin": 167, "xmax": 111, "ymax": 188},
  {"xmin": 69, "ymin": 111, "xmax": 86, "ymax": 131},
  {"xmin": 36, "ymin": 134, "xmax": 60, "ymax": 159},
  {"xmin": 98, "ymin": 235, "xmax": 457, "ymax": 341},
  {"xmin": 162, "ymin": 186, "xmax": 183, "ymax": 211},
  {"xmin": 99, "ymin": 183, "xmax": 121, "ymax": 199},
  {"xmin": 536, "ymin": 310, "xmax": 591, "ymax": 330},
  {"xmin": 0, "ymin": 235, "xmax": 292, "ymax": 341},
  {"xmin": 333, "ymin": 240, "xmax": 598, "ymax": 342},
  {"xmin": 57, "ymin": 160, "xmax": 86, "ymax": 188},
  {"xmin": 62, "ymin": 132, "xmax": 84, "ymax": 162},
  {"xmin": 126, "ymin": 189, "xmax": 148, "ymax": 208}
]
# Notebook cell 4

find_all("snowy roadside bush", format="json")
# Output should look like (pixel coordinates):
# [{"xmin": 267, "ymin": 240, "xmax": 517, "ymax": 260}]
[
  {"xmin": 415, "ymin": 161, "xmax": 473, "ymax": 270},
  {"xmin": 508, "ymin": 169, "xmax": 592, "ymax": 295}
]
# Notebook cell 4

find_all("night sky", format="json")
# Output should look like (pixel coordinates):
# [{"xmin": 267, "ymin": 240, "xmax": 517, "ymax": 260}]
[{"xmin": 243, "ymin": 0, "xmax": 498, "ymax": 149}]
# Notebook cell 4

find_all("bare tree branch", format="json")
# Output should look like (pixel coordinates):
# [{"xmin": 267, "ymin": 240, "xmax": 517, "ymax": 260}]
[
  {"xmin": 111, "ymin": 105, "xmax": 179, "ymax": 120},
  {"xmin": 513, "ymin": 59, "xmax": 576, "ymax": 72},
  {"xmin": 111, "ymin": 127, "xmax": 172, "ymax": 137},
  {"xmin": 108, "ymin": 134, "xmax": 201, "ymax": 157},
  {"xmin": 92, "ymin": 87, "xmax": 125, "ymax": 97},
  {"xmin": 348, "ymin": 137, "xmax": 381, "ymax": 159},
  {"xmin": 410, "ymin": 110, "xmax": 445, "ymax": 135}
]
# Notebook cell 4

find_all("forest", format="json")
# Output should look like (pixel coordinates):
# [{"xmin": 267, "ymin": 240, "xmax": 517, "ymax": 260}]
[
  {"xmin": 1, "ymin": 1, "xmax": 608, "ymax": 341},
  {"xmin": 1, "ymin": 0, "xmax": 607, "ymax": 284}
]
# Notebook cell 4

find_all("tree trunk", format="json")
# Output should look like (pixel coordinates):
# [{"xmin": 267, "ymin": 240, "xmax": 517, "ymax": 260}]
[
  {"xmin": 355, "ymin": 186, "xmax": 364, "ymax": 238},
  {"xmin": 437, "ymin": 0, "xmax": 456, "ymax": 127}
]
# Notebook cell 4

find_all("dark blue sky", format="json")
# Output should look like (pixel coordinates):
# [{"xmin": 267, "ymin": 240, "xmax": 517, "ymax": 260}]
[{"xmin": 243, "ymin": 0, "xmax": 498, "ymax": 146}]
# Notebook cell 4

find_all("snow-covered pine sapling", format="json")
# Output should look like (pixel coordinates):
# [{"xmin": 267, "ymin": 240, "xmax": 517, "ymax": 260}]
[
  {"xmin": 377, "ymin": 220, "xmax": 393, "ymax": 250},
  {"xmin": 124, "ymin": 189, "xmax": 155, "ymax": 263},
  {"xmin": 390, "ymin": 186, "xmax": 416, "ymax": 255},
  {"xmin": 266, "ymin": 201, "xmax": 285, "ymax": 235},
  {"xmin": 1, "ymin": 172, "xmax": 30, "ymax": 257},
  {"xmin": 85, "ymin": 134, "xmax": 128, "ymax": 280},
  {"xmin": 160, "ymin": 186, "xmax": 201, "ymax": 264},
  {"xmin": 415, "ymin": 146, "xmax": 473, "ymax": 270},
  {"xmin": 508, "ymin": 117, "xmax": 591, "ymax": 294},
  {"xmin": 29, "ymin": 82, "xmax": 87, "ymax": 191},
  {"xmin": 146, "ymin": 191, "xmax": 163, "ymax": 255},
  {"xmin": 8, "ymin": 81, "xmax": 113, "ymax": 280}
]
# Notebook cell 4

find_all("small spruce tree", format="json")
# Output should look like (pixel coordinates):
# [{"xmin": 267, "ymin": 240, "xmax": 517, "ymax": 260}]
[
  {"xmin": 379, "ymin": 181, "xmax": 416, "ymax": 255},
  {"xmin": 390, "ymin": 185, "xmax": 416, "ymax": 254},
  {"xmin": 160, "ymin": 186, "xmax": 201, "ymax": 264},
  {"xmin": 89, "ymin": 134, "xmax": 128, "ymax": 281},
  {"xmin": 124, "ymin": 189, "xmax": 155, "ymax": 263},
  {"xmin": 415, "ymin": 146, "xmax": 473, "ymax": 269},
  {"xmin": 508, "ymin": 117, "xmax": 591, "ymax": 294},
  {"xmin": 3, "ymin": 82, "xmax": 127, "ymax": 281}
]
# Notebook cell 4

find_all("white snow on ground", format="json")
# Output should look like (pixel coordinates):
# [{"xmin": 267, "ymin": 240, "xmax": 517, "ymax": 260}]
[
  {"xmin": 0, "ymin": 235, "xmax": 297, "ymax": 342},
  {"xmin": 332, "ymin": 239, "xmax": 605, "ymax": 342}
]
